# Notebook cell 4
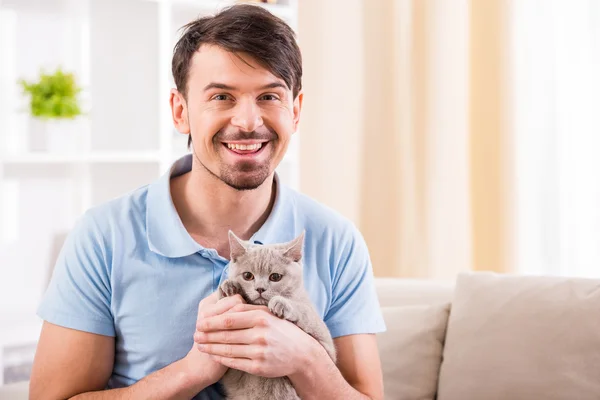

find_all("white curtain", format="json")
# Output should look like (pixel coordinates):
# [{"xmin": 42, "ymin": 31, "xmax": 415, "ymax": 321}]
[
  {"xmin": 298, "ymin": 0, "xmax": 600, "ymax": 279},
  {"xmin": 512, "ymin": 0, "xmax": 600, "ymax": 278}
]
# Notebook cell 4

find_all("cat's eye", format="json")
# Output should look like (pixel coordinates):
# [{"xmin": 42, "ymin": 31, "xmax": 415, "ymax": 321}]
[
  {"xmin": 242, "ymin": 272, "xmax": 254, "ymax": 281},
  {"xmin": 269, "ymin": 273, "xmax": 282, "ymax": 282}
]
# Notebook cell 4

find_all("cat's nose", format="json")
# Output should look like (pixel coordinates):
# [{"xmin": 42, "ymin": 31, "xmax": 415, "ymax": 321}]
[{"xmin": 256, "ymin": 288, "xmax": 266, "ymax": 294}]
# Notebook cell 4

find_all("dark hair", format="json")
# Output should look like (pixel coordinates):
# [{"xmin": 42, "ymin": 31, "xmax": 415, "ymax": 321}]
[{"xmin": 172, "ymin": 4, "xmax": 302, "ymax": 147}]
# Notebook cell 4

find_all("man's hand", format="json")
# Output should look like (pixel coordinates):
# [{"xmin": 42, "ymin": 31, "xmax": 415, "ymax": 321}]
[
  {"xmin": 192, "ymin": 299, "xmax": 382, "ymax": 400},
  {"xmin": 193, "ymin": 303, "xmax": 320, "ymax": 378},
  {"xmin": 182, "ymin": 291, "xmax": 246, "ymax": 387}
]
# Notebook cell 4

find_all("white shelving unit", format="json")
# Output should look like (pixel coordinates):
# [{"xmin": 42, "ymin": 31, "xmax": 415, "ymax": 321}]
[{"xmin": 0, "ymin": 0, "xmax": 299, "ymax": 384}]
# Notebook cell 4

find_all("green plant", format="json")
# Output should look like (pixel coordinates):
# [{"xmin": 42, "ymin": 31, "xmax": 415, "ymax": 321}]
[{"xmin": 19, "ymin": 67, "xmax": 82, "ymax": 119}]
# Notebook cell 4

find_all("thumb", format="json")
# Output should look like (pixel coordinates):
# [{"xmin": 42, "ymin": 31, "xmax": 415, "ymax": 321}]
[{"xmin": 197, "ymin": 290, "xmax": 220, "ymax": 314}]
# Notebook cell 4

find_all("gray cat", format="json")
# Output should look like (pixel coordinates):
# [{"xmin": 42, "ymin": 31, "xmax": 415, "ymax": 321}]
[{"xmin": 218, "ymin": 231, "xmax": 337, "ymax": 400}]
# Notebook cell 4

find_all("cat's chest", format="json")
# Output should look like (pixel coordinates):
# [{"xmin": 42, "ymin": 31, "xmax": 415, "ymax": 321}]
[{"xmin": 222, "ymin": 370, "xmax": 299, "ymax": 400}]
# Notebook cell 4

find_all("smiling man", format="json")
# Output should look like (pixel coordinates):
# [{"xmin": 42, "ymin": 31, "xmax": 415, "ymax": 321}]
[{"xmin": 30, "ymin": 4, "xmax": 385, "ymax": 400}]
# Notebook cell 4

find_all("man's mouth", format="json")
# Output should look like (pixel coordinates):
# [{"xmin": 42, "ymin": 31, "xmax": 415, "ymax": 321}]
[
  {"xmin": 226, "ymin": 142, "xmax": 263, "ymax": 153},
  {"xmin": 222, "ymin": 141, "xmax": 269, "ymax": 157}
]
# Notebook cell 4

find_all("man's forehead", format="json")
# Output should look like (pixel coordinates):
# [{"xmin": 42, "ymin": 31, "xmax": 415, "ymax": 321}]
[{"xmin": 189, "ymin": 44, "xmax": 286, "ymax": 88}]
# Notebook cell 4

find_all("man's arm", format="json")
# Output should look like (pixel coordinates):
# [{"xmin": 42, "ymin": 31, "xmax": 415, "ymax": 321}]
[
  {"xmin": 30, "ymin": 323, "xmax": 209, "ymax": 400},
  {"xmin": 31, "ymin": 292, "xmax": 239, "ymax": 400},
  {"xmin": 288, "ymin": 334, "xmax": 384, "ymax": 400},
  {"xmin": 30, "ymin": 322, "xmax": 114, "ymax": 399}
]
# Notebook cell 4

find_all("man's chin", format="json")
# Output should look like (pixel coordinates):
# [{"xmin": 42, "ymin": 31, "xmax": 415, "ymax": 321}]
[
  {"xmin": 220, "ymin": 168, "xmax": 271, "ymax": 191},
  {"xmin": 223, "ymin": 179, "xmax": 264, "ymax": 191}
]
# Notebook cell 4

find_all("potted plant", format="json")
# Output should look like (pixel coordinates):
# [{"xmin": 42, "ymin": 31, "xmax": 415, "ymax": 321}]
[{"xmin": 19, "ymin": 67, "xmax": 83, "ymax": 153}]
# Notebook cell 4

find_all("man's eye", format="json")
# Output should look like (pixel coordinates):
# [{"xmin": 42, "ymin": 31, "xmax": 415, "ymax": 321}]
[
  {"xmin": 212, "ymin": 94, "xmax": 230, "ymax": 101},
  {"xmin": 260, "ymin": 94, "xmax": 278, "ymax": 101}
]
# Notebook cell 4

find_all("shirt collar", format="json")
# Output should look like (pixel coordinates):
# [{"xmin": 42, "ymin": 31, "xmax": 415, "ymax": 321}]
[{"xmin": 146, "ymin": 154, "xmax": 292, "ymax": 258}]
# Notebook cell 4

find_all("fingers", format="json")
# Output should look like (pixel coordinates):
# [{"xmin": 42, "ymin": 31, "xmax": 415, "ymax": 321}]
[
  {"xmin": 210, "ymin": 355, "xmax": 262, "ymax": 376},
  {"xmin": 196, "ymin": 291, "xmax": 220, "ymax": 317},
  {"xmin": 224, "ymin": 304, "xmax": 269, "ymax": 314},
  {"xmin": 194, "ymin": 328, "xmax": 264, "ymax": 345},
  {"xmin": 197, "ymin": 343, "xmax": 264, "ymax": 360},
  {"xmin": 197, "ymin": 310, "xmax": 272, "ymax": 332},
  {"xmin": 197, "ymin": 293, "xmax": 245, "ymax": 321}
]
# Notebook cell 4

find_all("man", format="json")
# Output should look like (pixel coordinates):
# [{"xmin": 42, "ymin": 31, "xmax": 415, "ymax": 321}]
[{"xmin": 30, "ymin": 4, "xmax": 385, "ymax": 400}]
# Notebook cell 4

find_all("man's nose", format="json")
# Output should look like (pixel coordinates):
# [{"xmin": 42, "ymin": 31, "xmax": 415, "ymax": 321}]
[{"xmin": 231, "ymin": 98, "xmax": 263, "ymax": 132}]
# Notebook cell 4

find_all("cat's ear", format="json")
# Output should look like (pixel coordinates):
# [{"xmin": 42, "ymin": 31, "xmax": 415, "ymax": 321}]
[
  {"xmin": 282, "ymin": 230, "xmax": 305, "ymax": 262},
  {"xmin": 228, "ymin": 230, "xmax": 247, "ymax": 262}
]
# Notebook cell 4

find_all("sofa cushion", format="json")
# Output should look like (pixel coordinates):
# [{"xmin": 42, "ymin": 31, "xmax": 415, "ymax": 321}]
[
  {"xmin": 377, "ymin": 303, "xmax": 450, "ymax": 400},
  {"xmin": 437, "ymin": 272, "xmax": 600, "ymax": 400}
]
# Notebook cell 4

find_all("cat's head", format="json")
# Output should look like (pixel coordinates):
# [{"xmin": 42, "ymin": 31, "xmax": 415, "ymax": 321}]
[{"xmin": 227, "ymin": 230, "xmax": 305, "ymax": 305}]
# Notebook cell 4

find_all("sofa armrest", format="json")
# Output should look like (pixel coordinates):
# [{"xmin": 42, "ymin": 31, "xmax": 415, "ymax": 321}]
[{"xmin": 0, "ymin": 381, "xmax": 29, "ymax": 399}]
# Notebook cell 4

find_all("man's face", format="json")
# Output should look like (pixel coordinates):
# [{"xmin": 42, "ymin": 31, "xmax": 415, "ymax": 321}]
[{"xmin": 172, "ymin": 45, "xmax": 302, "ymax": 191}]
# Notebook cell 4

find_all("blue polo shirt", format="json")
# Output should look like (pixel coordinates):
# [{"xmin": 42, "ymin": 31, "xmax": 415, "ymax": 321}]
[{"xmin": 37, "ymin": 154, "xmax": 386, "ymax": 399}]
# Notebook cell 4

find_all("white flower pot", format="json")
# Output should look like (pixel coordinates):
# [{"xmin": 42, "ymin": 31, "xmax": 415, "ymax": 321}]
[
  {"xmin": 28, "ymin": 118, "xmax": 47, "ymax": 152},
  {"xmin": 28, "ymin": 118, "xmax": 81, "ymax": 154}
]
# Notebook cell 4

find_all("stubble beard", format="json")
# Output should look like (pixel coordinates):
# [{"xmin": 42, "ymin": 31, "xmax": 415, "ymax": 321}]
[{"xmin": 192, "ymin": 143, "xmax": 272, "ymax": 191}]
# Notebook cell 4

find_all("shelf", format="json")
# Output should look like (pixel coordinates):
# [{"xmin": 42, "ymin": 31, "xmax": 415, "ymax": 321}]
[
  {"xmin": 0, "ymin": 1, "xmax": 300, "ymax": 383},
  {"xmin": 1, "ymin": 149, "xmax": 295, "ymax": 167},
  {"xmin": 0, "ymin": 315, "xmax": 41, "ymax": 350},
  {"xmin": 0, "ymin": 151, "xmax": 163, "ymax": 165}
]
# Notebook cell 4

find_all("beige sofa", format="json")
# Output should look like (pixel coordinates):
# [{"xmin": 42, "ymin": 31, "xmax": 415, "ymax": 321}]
[
  {"xmin": 3, "ymin": 272, "xmax": 599, "ymax": 399},
  {"xmin": 375, "ymin": 272, "xmax": 600, "ymax": 400}
]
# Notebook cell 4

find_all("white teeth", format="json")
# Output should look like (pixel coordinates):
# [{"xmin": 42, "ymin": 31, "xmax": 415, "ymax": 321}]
[{"xmin": 227, "ymin": 143, "xmax": 263, "ymax": 151}]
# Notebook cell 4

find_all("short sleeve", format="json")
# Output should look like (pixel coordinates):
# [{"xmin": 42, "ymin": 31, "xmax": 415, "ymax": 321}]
[
  {"xmin": 324, "ymin": 225, "xmax": 386, "ymax": 338},
  {"xmin": 37, "ymin": 211, "xmax": 115, "ymax": 336}
]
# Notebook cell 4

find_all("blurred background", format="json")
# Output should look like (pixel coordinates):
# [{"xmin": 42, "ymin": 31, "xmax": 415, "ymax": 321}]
[{"xmin": 0, "ymin": 0, "xmax": 599, "ymax": 386}]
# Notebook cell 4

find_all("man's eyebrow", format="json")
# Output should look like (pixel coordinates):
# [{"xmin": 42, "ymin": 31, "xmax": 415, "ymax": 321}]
[
  {"xmin": 203, "ymin": 82, "xmax": 288, "ymax": 92},
  {"xmin": 259, "ymin": 82, "xmax": 288, "ymax": 90},
  {"xmin": 203, "ymin": 82, "xmax": 237, "ymax": 91}
]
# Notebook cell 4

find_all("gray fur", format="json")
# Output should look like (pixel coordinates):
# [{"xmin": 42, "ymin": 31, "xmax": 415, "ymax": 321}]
[{"xmin": 218, "ymin": 231, "xmax": 337, "ymax": 400}]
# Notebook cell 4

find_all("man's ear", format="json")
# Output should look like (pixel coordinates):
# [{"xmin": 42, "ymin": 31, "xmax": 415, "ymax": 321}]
[
  {"xmin": 170, "ymin": 88, "xmax": 190, "ymax": 135},
  {"xmin": 292, "ymin": 91, "xmax": 303, "ymax": 132},
  {"xmin": 228, "ymin": 231, "xmax": 247, "ymax": 262}
]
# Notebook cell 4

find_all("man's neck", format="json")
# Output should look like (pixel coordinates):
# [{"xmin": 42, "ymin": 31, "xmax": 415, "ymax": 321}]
[{"xmin": 170, "ymin": 162, "xmax": 276, "ymax": 253}]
